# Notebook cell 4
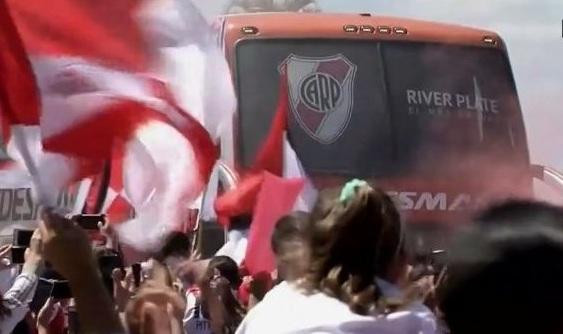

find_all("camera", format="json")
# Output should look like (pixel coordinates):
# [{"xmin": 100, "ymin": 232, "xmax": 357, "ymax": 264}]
[
  {"xmin": 12, "ymin": 229, "xmax": 34, "ymax": 247},
  {"xmin": 50, "ymin": 280, "xmax": 72, "ymax": 299},
  {"xmin": 11, "ymin": 246, "xmax": 26, "ymax": 264},
  {"xmin": 73, "ymin": 214, "xmax": 105, "ymax": 230}
]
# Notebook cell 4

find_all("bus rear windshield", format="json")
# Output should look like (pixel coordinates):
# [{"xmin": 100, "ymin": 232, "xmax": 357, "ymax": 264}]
[{"xmin": 235, "ymin": 39, "xmax": 529, "ymax": 178}]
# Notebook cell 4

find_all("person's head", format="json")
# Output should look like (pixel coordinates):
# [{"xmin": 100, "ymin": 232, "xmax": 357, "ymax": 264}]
[
  {"xmin": 476, "ymin": 199, "xmax": 563, "ymax": 229},
  {"xmin": 198, "ymin": 262, "xmax": 245, "ymax": 333},
  {"xmin": 207, "ymin": 256, "xmax": 242, "ymax": 290},
  {"xmin": 200, "ymin": 276, "xmax": 245, "ymax": 334},
  {"xmin": 229, "ymin": 215, "xmax": 252, "ymax": 231},
  {"xmin": 440, "ymin": 201, "xmax": 563, "ymax": 334},
  {"xmin": 156, "ymin": 232, "xmax": 192, "ymax": 265},
  {"xmin": 125, "ymin": 261, "xmax": 185, "ymax": 334},
  {"xmin": 174, "ymin": 258, "xmax": 210, "ymax": 290},
  {"xmin": 302, "ymin": 180, "xmax": 406, "ymax": 315},
  {"xmin": 271, "ymin": 211, "xmax": 310, "ymax": 282}
]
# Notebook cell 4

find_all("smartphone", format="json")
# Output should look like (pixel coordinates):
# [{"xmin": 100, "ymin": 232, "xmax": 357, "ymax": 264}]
[
  {"xmin": 431, "ymin": 249, "xmax": 446, "ymax": 257},
  {"xmin": 11, "ymin": 246, "xmax": 26, "ymax": 264},
  {"xmin": 74, "ymin": 214, "xmax": 105, "ymax": 230},
  {"xmin": 98, "ymin": 253, "xmax": 123, "ymax": 278},
  {"xmin": 430, "ymin": 249, "xmax": 447, "ymax": 275},
  {"xmin": 30, "ymin": 278, "xmax": 54, "ymax": 313},
  {"xmin": 68, "ymin": 305, "xmax": 81, "ymax": 334},
  {"xmin": 51, "ymin": 280, "xmax": 72, "ymax": 299},
  {"xmin": 410, "ymin": 249, "xmax": 447, "ymax": 280},
  {"xmin": 132, "ymin": 263, "xmax": 141, "ymax": 288},
  {"xmin": 12, "ymin": 229, "xmax": 34, "ymax": 247}
]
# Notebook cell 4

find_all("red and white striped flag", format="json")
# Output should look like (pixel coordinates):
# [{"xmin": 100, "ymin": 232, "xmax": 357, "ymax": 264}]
[{"xmin": 1, "ymin": 0, "xmax": 229, "ymax": 250}]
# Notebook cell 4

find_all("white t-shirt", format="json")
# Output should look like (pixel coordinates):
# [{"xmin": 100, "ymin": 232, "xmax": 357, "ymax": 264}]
[
  {"xmin": 183, "ymin": 288, "xmax": 213, "ymax": 334},
  {"xmin": 236, "ymin": 280, "xmax": 439, "ymax": 334}
]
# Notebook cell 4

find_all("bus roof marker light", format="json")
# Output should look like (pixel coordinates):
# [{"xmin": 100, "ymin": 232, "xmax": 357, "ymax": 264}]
[
  {"xmin": 360, "ymin": 25, "xmax": 375, "ymax": 33},
  {"xmin": 241, "ymin": 26, "xmax": 259, "ymax": 35},
  {"xmin": 483, "ymin": 36, "xmax": 497, "ymax": 45},
  {"xmin": 344, "ymin": 24, "xmax": 359, "ymax": 33},
  {"xmin": 393, "ymin": 27, "xmax": 408, "ymax": 35},
  {"xmin": 377, "ymin": 26, "xmax": 392, "ymax": 34}
]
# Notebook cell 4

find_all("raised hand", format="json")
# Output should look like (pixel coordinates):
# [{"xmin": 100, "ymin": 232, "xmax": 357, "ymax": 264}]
[
  {"xmin": 125, "ymin": 260, "xmax": 185, "ymax": 334},
  {"xmin": 39, "ymin": 209, "xmax": 95, "ymax": 282},
  {"xmin": 37, "ymin": 297, "xmax": 61, "ymax": 329}
]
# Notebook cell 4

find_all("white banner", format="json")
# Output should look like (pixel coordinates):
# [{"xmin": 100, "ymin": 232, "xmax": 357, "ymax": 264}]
[{"xmin": 0, "ymin": 165, "xmax": 86, "ymax": 237}]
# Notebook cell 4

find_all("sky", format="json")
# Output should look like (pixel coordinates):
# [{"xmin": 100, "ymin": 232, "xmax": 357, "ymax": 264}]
[{"xmin": 318, "ymin": 0, "xmax": 563, "ymax": 171}]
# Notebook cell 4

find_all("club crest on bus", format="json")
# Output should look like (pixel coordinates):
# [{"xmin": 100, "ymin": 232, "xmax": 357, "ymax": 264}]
[
  {"xmin": 300, "ymin": 73, "xmax": 341, "ymax": 113},
  {"xmin": 281, "ymin": 54, "xmax": 357, "ymax": 144}
]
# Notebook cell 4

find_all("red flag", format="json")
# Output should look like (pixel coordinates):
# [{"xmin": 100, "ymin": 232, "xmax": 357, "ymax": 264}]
[
  {"xmin": 244, "ymin": 172, "xmax": 304, "ymax": 275},
  {"xmin": 214, "ymin": 73, "xmax": 289, "ymax": 224},
  {"xmin": 0, "ymin": 0, "xmax": 39, "ymax": 126}
]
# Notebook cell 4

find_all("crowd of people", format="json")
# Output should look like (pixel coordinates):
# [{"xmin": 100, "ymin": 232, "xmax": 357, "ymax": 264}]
[{"xmin": 1, "ymin": 179, "xmax": 563, "ymax": 334}]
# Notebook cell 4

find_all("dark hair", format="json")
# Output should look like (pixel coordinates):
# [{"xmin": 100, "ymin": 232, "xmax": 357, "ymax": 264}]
[
  {"xmin": 441, "ymin": 201, "xmax": 563, "ymax": 334},
  {"xmin": 249, "ymin": 271, "xmax": 273, "ymax": 301},
  {"xmin": 199, "ymin": 275, "xmax": 245, "ymax": 334},
  {"xmin": 156, "ymin": 232, "xmax": 192, "ymax": 261},
  {"xmin": 229, "ymin": 215, "xmax": 252, "ymax": 231},
  {"xmin": 301, "ymin": 184, "xmax": 405, "ymax": 315},
  {"xmin": 208, "ymin": 256, "xmax": 242, "ymax": 290},
  {"xmin": 476, "ymin": 199, "xmax": 563, "ymax": 229},
  {"xmin": 271, "ymin": 211, "xmax": 309, "ymax": 255},
  {"xmin": 198, "ymin": 267, "xmax": 245, "ymax": 334},
  {"xmin": 271, "ymin": 212, "xmax": 310, "ymax": 282}
]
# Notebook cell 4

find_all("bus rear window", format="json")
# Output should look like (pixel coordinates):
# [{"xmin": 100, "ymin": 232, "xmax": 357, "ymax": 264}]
[
  {"xmin": 235, "ymin": 39, "xmax": 528, "ymax": 178},
  {"xmin": 381, "ymin": 42, "xmax": 528, "ymax": 174}
]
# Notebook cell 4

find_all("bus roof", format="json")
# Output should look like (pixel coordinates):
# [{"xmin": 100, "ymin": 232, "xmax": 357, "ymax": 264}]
[{"xmin": 222, "ymin": 12, "xmax": 505, "ymax": 53}]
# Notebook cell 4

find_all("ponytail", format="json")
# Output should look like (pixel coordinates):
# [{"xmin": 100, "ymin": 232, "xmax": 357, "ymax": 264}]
[{"xmin": 301, "ymin": 181, "xmax": 405, "ymax": 315}]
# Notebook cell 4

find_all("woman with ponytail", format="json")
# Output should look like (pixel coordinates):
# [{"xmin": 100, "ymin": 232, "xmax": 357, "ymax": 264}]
[{"xmin": 236, "ymin": 180, "xmax": 438, "ymax": 334}]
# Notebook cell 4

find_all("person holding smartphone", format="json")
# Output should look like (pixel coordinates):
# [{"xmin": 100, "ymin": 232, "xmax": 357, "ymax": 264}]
[
  {"xmin": 39, "ymin": 209, "xmax": 125, "ymax": 334},
  {"xmin": 36, "ymin": 297, "xmax": 65, "ymax": 334},
  {"xmin": 1, "ymin": 229, "xmax": 44, "ymax": 334},
  {"xmin": 0, "ymin": 243, "xmax": 17, "ymax": 293}
]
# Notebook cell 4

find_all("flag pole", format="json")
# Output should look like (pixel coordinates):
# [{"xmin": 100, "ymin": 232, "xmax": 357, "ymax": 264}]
[
  {"xmin": 93, "ymin": 160, "xmax": 111, "ymax": 214},
  {"xmin": 11, "ymin": 126, "xmax": 54, "ymax": 207}
]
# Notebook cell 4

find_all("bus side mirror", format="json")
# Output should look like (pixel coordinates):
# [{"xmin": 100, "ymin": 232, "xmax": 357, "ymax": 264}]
[
  {"xmin": 531, "ymin": 164, "xmax": 563, "ymax": 196},
  {"xmin": 192, "ymin": 162, "xmax": 240, "ymax": 257},
  {"xmin": 217, "ymin": 161, "xmax": 239, "ymax": 192}
]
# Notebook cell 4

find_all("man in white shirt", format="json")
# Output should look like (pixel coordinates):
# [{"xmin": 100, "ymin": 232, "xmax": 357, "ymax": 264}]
[
  {"xmin": 1, "ymin": 230, "xmax": 43, "ymax": 334},
  {"xmin": 236, "ymin": 278, "xmax": 438, "ymax": 334},
  {"xmin": 237, "ymin": 183, "xmax": 439, "ymax": 334}
]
